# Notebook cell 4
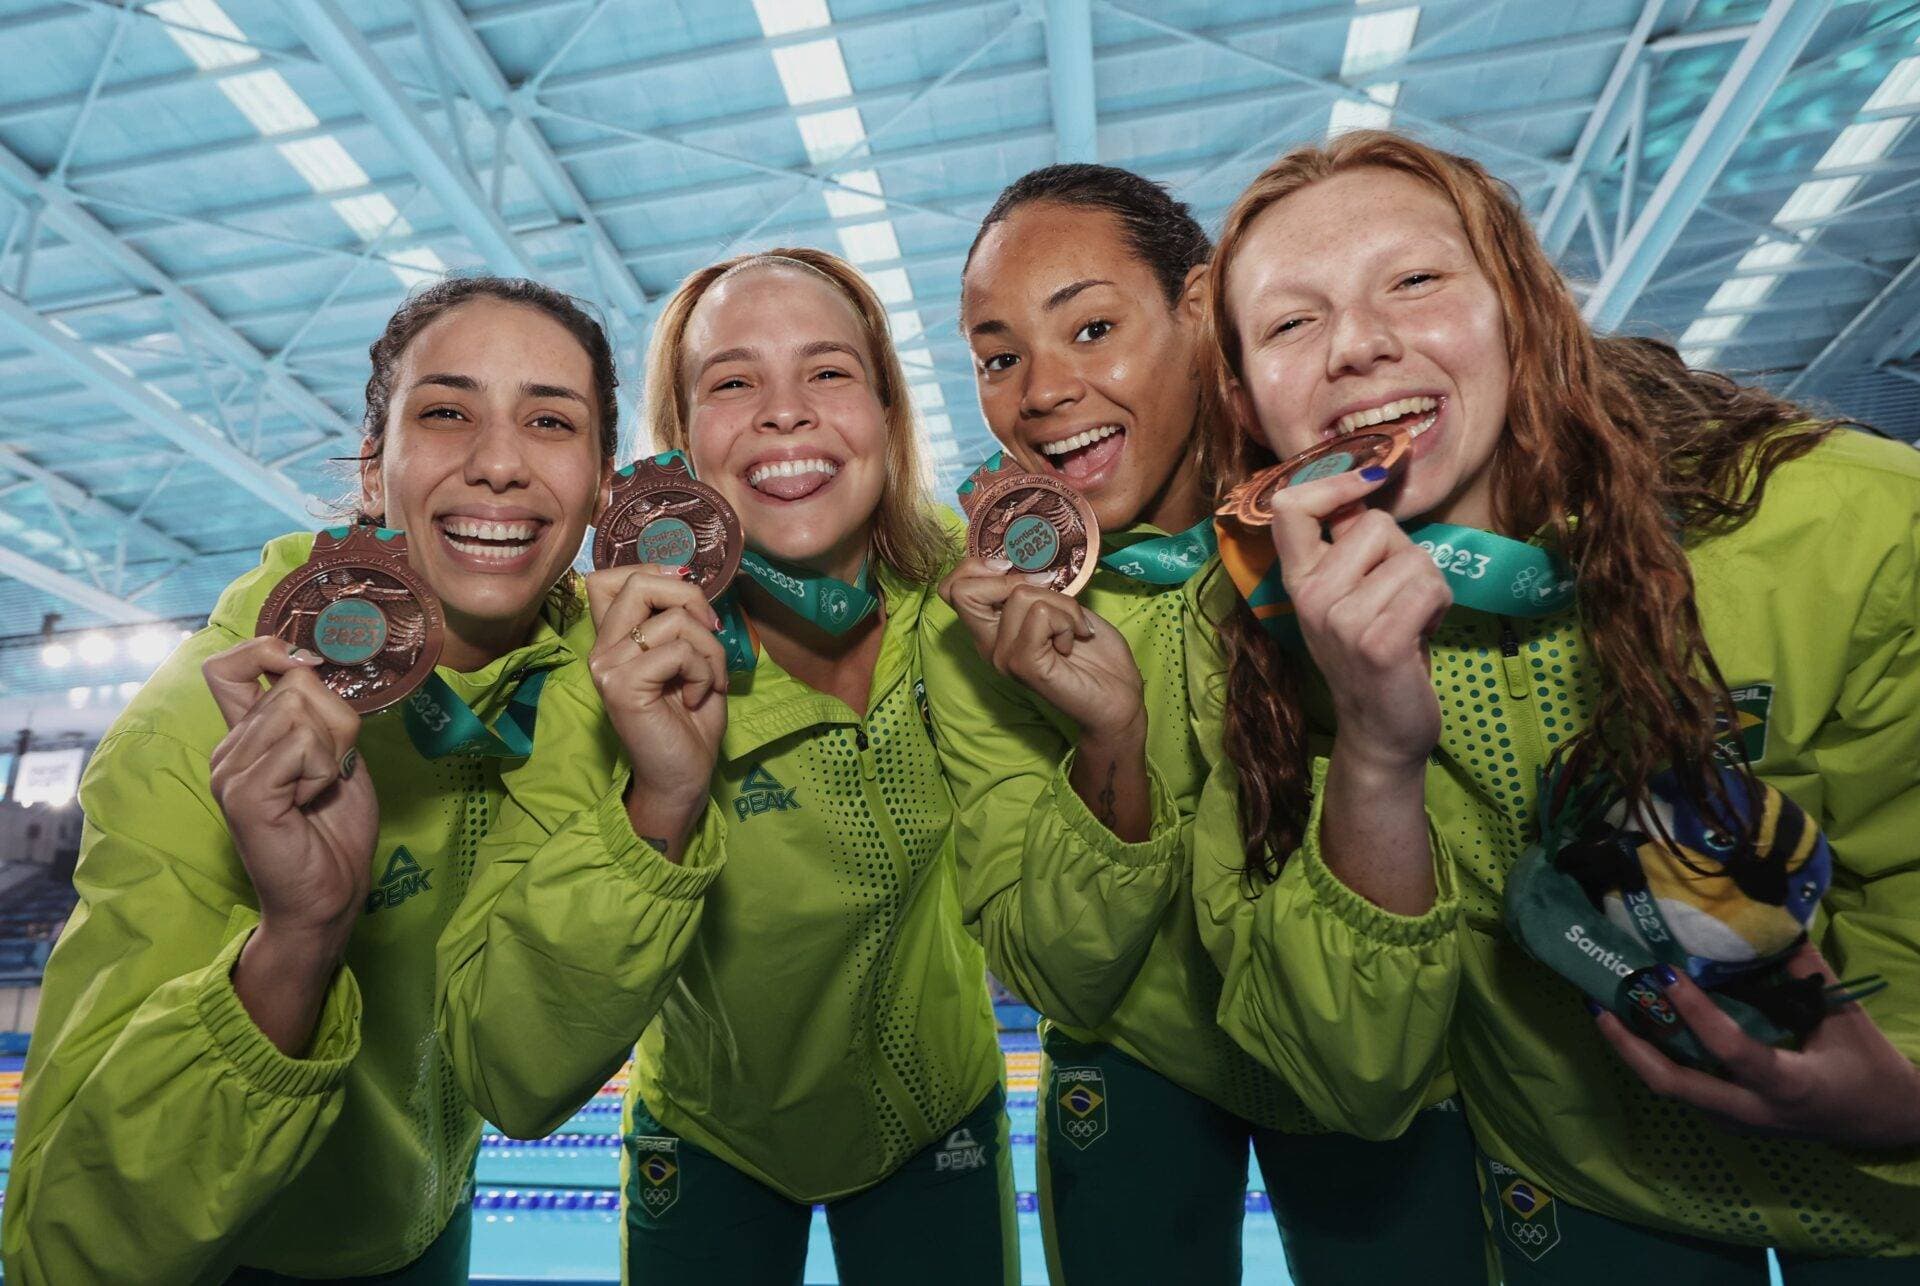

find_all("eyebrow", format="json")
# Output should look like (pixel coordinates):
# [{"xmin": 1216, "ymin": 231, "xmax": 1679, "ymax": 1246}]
[
  {"xmin": 966, "ymin": 277, "xmax": 1115, "ymax": 339},
  {"xmin": 521, "ymin": 381, "xmax": 588, "ymax": 406},
  {"xmin": 694, "ymin": 339, "xmax": 869, "ymax": 378},
  {"xmin": 410, "ymin": 373, "xmax": 587, "ymax": 406}
]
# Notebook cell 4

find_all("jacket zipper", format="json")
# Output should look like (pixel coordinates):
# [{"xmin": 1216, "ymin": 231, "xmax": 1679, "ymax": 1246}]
[{"xmin": 1498, "ymin": 618, "xmax": 1547, "ymax": 779}]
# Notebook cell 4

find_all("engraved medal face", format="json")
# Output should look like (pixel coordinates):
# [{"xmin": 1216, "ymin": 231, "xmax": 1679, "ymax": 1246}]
[
  {"xmin": 966, "ymin": 472, "xmax": 1100, "ymax": 596},
  {"xmin": 1216, "ymin": 424, "xmax": 1412, "ymax": 527},
  {"xmin": 592, "ymin": 455, "xmax": 743, "ymax": 600},
  {"xmin": 255, "ymin": 527, "xmax": 445, "ymax": 715}
]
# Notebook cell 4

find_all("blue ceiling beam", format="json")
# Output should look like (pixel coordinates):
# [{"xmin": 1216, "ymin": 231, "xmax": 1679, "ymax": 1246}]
[
  {"xmin": 410, "ymin": 0, "xmax": 649, "ymax": 321},
  {"xmin": 1538, "ymin": 0, "xmax": 1668, "ymax": 257},
  {"xmin": 0, "ymin": 543, "xmax": 158, "ymax": 624},
  {"xmin": 0, "ymin": 444, "xmax": 195, "ymax": 563},
  {"xmin": 1786, "ymin": 249, "xmax": 1920, "ymax": 394},
  {"xmin": 1045, "ymin": 0, "xmax": 1098, "ymax": 163},
  {"xmin": 1583, "ymin": 0, "xmax": 1837, "ymax": 334},
  {"xmin": 0, "ymin": 144, "xmax": 354, "ymax": 446},
  {"xmin": 281, "ymin": 0, "xmax": 539, "ymax": 280},
  {"xmin": 0, "ymin": 289, "xmax": 319, "ymax": 525}
]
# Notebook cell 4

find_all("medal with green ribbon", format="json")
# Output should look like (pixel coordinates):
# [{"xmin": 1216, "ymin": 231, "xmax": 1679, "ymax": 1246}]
[
  {"xmin": 711, "ymin": 551, "xmax": 879, "ymax": 673},
  {"xmin": 401, "ymin": 667, "xmax": 550, "ymax": 759},
  {"xmin": 1216, "ymin": 517, "xmax": 1575, "ymax": 643},
  {"xmin": 1099, "ymin": 520, "xmax": 1217, "ymax": 586}
]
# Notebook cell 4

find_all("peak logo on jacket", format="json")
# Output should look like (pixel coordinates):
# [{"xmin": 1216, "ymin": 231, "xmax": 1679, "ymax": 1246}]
[
  {"xmin": 365, "ymin": 846, "xmax": 432, "ymax": 913},
  {"xmin": 734, "ymin": 765, "xmax": 800, "ymax": 820}
]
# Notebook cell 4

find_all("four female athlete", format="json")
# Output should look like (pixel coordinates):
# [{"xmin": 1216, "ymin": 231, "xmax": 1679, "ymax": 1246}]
[{"xmin": 5, "ymin": 130, "xmax": 1913, "ymax": 1286}]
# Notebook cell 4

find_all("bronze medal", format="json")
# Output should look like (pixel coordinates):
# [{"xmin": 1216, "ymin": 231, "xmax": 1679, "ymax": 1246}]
[
  {"xmin": 255, "ymin": 526, "xmax": 445, "ymax": 715},
  {"xmin": 1216, "ymin": 424, "xmax": 1412, "ymax": 527},
  {"xmin": 966, "ymin": 471, "xmax": 1100, "ymax": 597},
  {"xmin": 593, "ymin": 454, "xmax": 744, "ymax": 600}
]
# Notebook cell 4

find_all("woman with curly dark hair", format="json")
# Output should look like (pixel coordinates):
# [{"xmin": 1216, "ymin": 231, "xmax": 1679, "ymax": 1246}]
[{"xmin": 1189, "ymin": 128, "xmax": 1920, "ymax": 1282}]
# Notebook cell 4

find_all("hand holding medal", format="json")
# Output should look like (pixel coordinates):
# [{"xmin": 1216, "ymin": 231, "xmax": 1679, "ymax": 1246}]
[
  {"xmin": 942, "ymin": 453, "xmax": 1146, "ymax": 743},
  {"xmin": 587, "ymin": 453, "xmax": 737, "ymax": 857}
]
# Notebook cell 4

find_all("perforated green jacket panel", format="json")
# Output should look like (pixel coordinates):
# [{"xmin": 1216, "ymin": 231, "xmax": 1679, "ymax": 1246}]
[
  {"xmin": 1192, "ymin": 431, "xmax": 1920, "ymax": 1253},
  {"xmin": 634, "ymin": 555, "xmax": 1003, "ymax": 1203}
]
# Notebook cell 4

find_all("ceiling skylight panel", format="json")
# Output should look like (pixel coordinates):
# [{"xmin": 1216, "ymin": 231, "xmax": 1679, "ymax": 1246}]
[
  {"xmin": 1773, "ymin": 176, "xmax": 1860, "ymax": 224},
  {"xmin": 752, "ymin": 1, "xmax": 957, "ymax": 463},
  {"xmin": 1341, "ymin": 6, "xmax": 1420, "ymax": 75},
  {"xmin": 1680, "ymin": 32, "xmax": 1920, "ymax": 368},
  {"xmin": 149, "ymin": 0, "xmax": 258, "ymax": 69},
  {"xmin": 823, "ymin": 169, "xmax": 888, "ymax": 218},
  {"xmin": 866, "ymin": 268, "xmax": 914, "ymax": 306},
  {"xmin": 1331, "ymin": 2, "xmax": 1419, "ymax": 136},
  {"xmin": 1705, "ymin": 274, "xmax": 1778, "ymax": 311},
  {"xmin": 277, "ymin": 136, "xmax": 371, "ymax": 194},
  {"xmin": 218, "ymin": 70, "xmax": 320, "ymax": 135},
  {"xmin": 774, "ymin": 40, "xmax": 855, "ymax": 106},
  {"xmin": 798, "ymin": 108, "xmax": 868, "ymax": 164},
  {"xmin": 1816, "ymin": 118, "xmax": 1904, "ymax": 169},
  {"xmin": 1863, "ymin": 56, "xmax": 1920, "ymax": 110},
  {"xmin": 836, "ymin": 221, "xmax": 901, "ymax": 265},
  {"xmin": 152, "ymin": 0, "xmax": 444, "ymax": 290},
  {"xmin": 753, "ymin": 0, "xmax": 832, "ymax": 37}
]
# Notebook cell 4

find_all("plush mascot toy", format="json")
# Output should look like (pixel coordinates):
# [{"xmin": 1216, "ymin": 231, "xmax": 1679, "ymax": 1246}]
[{"xmin": 1506, "ymin": 761, "xmax": 1884, "ymax": 1071}]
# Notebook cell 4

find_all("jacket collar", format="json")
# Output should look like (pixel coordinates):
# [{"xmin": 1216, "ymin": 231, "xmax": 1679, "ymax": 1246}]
[{"xmin": 718, "ymin": 559, "xmax": 930, "ymax": 762}]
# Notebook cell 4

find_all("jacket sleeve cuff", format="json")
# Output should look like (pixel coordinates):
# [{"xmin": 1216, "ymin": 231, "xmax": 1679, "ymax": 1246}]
[
  {"xmin": 596, "ymin": 773, "xmax": 728, "ymax": 900},
  {"xmin": 1045, "ymin": 748, "xmax": 1183, "ymax": 871},
  {"xmin": 1292, "ymin": 759, "xmax": 1460, "ymax": 947},
  {"xmin": 196, "ymin": 920, "xmax": 361, "ymax": 1098}
]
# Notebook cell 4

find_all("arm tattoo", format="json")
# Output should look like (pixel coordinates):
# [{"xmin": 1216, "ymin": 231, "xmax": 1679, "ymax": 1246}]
[
  {"xmin": 1096, "ymin": 758, "xmax": 1119, "ymax": 831},
  {"xmin": 640, "ymin": 835, "xmax": 672, "ymax": 855}
]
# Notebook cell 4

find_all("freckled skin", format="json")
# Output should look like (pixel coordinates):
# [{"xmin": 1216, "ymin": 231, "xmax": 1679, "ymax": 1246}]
[
  {"xmin": 1223, "ymin": 168, "xmax": 1511, "ymax": 531},
  {"xmin": 963, "ymin": 203, "xmax": 1209, "ymax": 534},
  {"xmin": 681, "ymin": 266, "xmax": 890, "ymax": 584}
]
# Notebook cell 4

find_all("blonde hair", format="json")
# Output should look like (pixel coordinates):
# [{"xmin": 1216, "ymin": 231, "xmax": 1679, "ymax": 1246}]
[{"xmin": 643, "ymin": 248, "xmax": 948, "ymax": 584}]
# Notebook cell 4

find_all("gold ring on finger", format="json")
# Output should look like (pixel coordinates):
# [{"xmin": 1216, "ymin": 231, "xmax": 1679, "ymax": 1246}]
[{"xmin": 630, "ymin": 624, "xmax": 649, "ymax": 651}]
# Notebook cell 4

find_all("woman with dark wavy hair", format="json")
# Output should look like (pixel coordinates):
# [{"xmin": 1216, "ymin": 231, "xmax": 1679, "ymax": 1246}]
[
  {"xmin": 1189, "ymin": 129, "xmax": 1920, "ymax": 1282},
  {"xmin": 3, "ymin": 277, "xmax": 617, "ymax": 1285}
]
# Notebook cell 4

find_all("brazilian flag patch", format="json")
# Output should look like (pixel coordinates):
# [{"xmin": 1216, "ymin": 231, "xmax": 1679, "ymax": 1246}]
[
  {"xmin": 627, "ymin": 1135, "xmax": 681, "ymax": 1218},
  {"xmin": 1053, "ymin": 1066, "xmax": 1109, "ymax": 1150},
  {"xmin": 1713, "ymin": 682, "xmax": 1774, "ymax": 765},
  {"xmin": 1480, "ymin": 1156, "xmax": 1561, "ymax": 1263}
]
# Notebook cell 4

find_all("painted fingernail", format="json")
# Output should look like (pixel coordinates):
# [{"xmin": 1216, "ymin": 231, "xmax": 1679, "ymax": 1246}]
[
  {"xmin": 339, "ymin": 748, "xmax": 358, "ymax": 780},
  {"xmin": 1359, "ymin": 465, "xmax": 1389, "ymax": 482},
  {"xmin": 1583, "ymin": 998, "xmax": 1604, "ymax": 1018},
  {"xmin": 1655, "ymin": 965, "xmax": 1679, "ymax": 987},
  {"xmin": 678, "ymin": 566, "xmax": 697, "ymax": 579},
  {"xmin": 292, "ymin": 648, "xmax": 322, "ymax": 664}
]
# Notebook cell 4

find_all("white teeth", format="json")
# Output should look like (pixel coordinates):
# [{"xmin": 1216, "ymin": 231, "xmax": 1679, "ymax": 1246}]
[
  {"xmin": 1039, "ymin": 424, "xmax": 1122, "ymax": 456},
  {"xmin": 1334, "ymin": 396, "xmax": 1439, "ymax": 436},
  {"xmin": 444, "ymin": 534, "xmax": 530, "ymax": 560},
  {"xmin": 443, "ymin": 517, "xmax": 539, "ymax": 541},
  {"xmin": 746, "ymin": 457, "xmax": 840, "ymax": 488}
]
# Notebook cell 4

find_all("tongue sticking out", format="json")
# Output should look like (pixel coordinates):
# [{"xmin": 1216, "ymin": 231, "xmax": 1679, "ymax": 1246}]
[
  {"xmin": 1049, "ymin": 429, "xmax": 1125, "ymax": 485},
  {"xmin": 753, "ymin": 470, "xmax": 834, "ymax": 502}
]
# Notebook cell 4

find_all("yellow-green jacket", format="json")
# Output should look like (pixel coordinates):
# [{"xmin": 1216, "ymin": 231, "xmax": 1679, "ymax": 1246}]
[
  {"xmin": 0, "ymin": 533, "xmax": 588, "ymax": 1283},
  {"xmin": 436, "ymin": 552, "xmax": 1002, "ymax": 1203},
  {"xmin": 1190, "ymin": 430, "xmax": 1920, "ymax": 1253},
  {"xmin": 922, "ymin": 524, "xmax": 1317, "ymax": 1131}
]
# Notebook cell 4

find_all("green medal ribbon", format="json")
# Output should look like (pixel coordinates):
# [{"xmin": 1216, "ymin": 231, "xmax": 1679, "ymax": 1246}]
[
  {"xmin": 710, "ymin": 552, "xmax": 878, "ymax": 673},
  {"xmin": 1220, "ymin": 518, "xmax": 1576, "ymax": 643},
  {"xmin": 401, "ymin": 667, "xmax": 550, "ymax": 759},
  {"xmin": 954, "ymin": 449, "xmax": 1016, "ymax": 508},
  {"xmin": 1098, "ymin": 520, "xmax": 1217, "ymax": 586}
]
